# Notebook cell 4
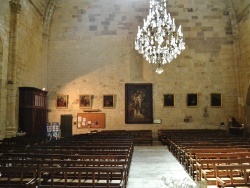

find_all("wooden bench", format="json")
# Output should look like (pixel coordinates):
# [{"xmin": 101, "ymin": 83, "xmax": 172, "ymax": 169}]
[
  {"xmin": 0, "ymin": 166, "xmax": 37, "ymax": 188},
  {"xmin": 196, "ymin": 158, "xmax": 250, "ymax": 185},
  {"xmin": 100, "ymin": 130, "xmax": 153, "ymax": 146},
  {"xmin": 188, "ymin": 150, "xmax": 250, "ymax": 179},
  {"xmin": 0, "ymin": 165, "xmax": 126, "ymax": 188},
  {"xmin": 0, "ymin": 134, "xmax": 133, "ymax": 188},
  {"xmin": 216, "ymin": 164, "xmax": 250, "ymax": 188},
  {"xmin": 37, "ymin": 166, "xmax": 126, "ymax": 188},
  {"xmin": 0, "ymin": 158, "xmax": 130, "ymax": 187},
  {"xmin": 184, "ymin": 148, "xmax": 250, "ymax": 174}
]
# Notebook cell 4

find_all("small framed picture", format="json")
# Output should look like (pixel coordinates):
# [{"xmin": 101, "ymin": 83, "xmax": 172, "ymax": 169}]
[
  {"xmin": 79, "ymin": 95, "xmax": 92, "ymax": 108},
  {"xmin": 163, "ymin": 94, "xmax": 175, "ymax": 107},
  {"xmin": 56, "ymin": 94, "xmax": 68, "ymax": 108},
  {"xmin": 211, "ymin": 93, "xmax": 222, "ymax": 107},
  {"xmin": 187, "ymin": 93, "xmax": 198, "ymax": 107},
  {"xmin": 103, "ymin": 95, "xmax": 114, "ymax": 108}
]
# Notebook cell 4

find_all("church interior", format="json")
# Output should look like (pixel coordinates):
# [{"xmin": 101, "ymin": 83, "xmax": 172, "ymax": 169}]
[{"xmin": 1, "ymin": 0, "xmax": 250, "ymax": 187}]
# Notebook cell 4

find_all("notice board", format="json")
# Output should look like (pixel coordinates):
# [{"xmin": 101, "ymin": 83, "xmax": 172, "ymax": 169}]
[{"xmin": 77, "ymin": 113, "xmax": 105, "ymax": 129}]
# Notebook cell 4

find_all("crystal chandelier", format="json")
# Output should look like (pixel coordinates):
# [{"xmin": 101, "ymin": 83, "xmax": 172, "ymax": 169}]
[{"xmin": 135, "ymin": 0, "xmax": 185, "ymax": 74}]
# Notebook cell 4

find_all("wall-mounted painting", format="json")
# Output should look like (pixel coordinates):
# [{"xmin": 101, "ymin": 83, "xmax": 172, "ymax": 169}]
[
  {"xmin": 211, "ymin": 93, "xmax": 222, "ymax": 107},
  {"xmin": 56, "ymin": 94, "xmax": 68, "ymax": 108},
  {"xmin": 79, "ymin": 95, "xmax": 92, "ymax": 108},
  {"xmin": 163, "ymin": 94, "xmax": 175, "ymax": 107},
  {"xmin": 103, "ymin": 95, "xmax": 114, "ymax": 108},
  {"xmin": 125, "ymin": 83, "xmax": 153, "ymax": 124},
  {"xmin": 187, "ymin": 93, "xmax": 198, "ymax": 107}
]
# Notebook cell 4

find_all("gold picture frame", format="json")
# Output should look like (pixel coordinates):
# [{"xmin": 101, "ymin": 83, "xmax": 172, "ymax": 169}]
[
  {"xmin": 79, "ymin": 95, "xmax": 92, "ymax": 108},
  {"xmin": 56, "ymin": 94, "xmax": 68, "ymax": 108}
]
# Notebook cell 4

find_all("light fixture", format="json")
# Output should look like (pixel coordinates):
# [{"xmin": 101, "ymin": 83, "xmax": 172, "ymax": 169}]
[{"xmin": 135, "ymin": 0, "xmax": 185, "ymax": 74}]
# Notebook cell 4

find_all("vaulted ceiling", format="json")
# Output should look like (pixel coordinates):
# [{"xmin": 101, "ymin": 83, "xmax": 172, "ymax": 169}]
[
  {"xmin": 26, "ymin": 0, "xmax": 59, "ymax": 35},
  {"xmin": 28, "ymin": 0, "xmax": 51, "ymax": 17}
]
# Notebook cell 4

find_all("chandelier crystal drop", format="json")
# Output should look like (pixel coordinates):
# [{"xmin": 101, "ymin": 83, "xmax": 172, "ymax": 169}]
[{"xmin": 135, "ymin": 0, "xmax": 185, "ymax": 74}]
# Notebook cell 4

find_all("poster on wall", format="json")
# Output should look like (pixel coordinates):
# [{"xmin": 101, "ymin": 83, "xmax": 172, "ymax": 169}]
[
  {"xmin": 77, "ymin": 113, "xmax": 105, "ymax": 129},
  {"xmin": 125, "ymin": 83, "xmax": 153, "ymax": 124}
]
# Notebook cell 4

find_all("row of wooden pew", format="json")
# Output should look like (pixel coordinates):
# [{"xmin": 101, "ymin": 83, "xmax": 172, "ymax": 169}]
[
  {"xmin": 158, "ymin": 129, "xmax": 250, "ymax": 187},
  {"xmin": 97, "ymin": 130, "xmax": 153, "ymax": 146},
  {"xmin": 0, "ymin": 133, "xmax": 134, "ymax": 188}
]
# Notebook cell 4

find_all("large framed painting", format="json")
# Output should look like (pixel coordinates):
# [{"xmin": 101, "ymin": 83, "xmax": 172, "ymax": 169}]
[{"xmin": 125, "ymin": 83, "xmax": 153, "ymax": 124}]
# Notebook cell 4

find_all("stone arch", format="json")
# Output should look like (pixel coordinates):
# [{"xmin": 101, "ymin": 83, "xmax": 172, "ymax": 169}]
[
  {"xmin": 41, "ymin": 0, "xmax": 58, "ymax": 89},
  {"xmin": 43, "ymin": 0, "xmax": 58, "ymax": 36}
]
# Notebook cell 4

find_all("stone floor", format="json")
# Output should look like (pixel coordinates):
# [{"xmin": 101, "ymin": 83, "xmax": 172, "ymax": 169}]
[{"xmin": 126, "ymin": 141, "xmax": 200, "ymax": 188}]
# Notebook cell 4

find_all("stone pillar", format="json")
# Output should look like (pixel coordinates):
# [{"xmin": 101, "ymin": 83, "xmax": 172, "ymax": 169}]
[
  {"xmin": 227, "ymin": 2, "xmax": 245, "ymax": 123},
  {"xmin": 5, "ymin": 0, "xmax": 21, "ymax": 137},
  {"xmin": 42, "ymin": 0, "xmax": 58, "ymax": 90},
  {"xmin": 0, "ymin": 37, "xmax": 5, "ymax": 140}
]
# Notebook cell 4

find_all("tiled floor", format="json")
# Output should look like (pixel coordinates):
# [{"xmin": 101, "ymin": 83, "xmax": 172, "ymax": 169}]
[{"xmin": 127, "ymin": 141, "xmax": 199, "ymax": 188}]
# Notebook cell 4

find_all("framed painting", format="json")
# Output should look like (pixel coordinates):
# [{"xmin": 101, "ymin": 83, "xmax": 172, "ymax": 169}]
[
  {"xmin": 187, "ymin": 93, "xmax": 198, "ymax": 107},
  {"xmin": 56, "ymin": 94, "xmax": 68, "ymax": 108},
  {"xmin": 125, "ymin": 83, "xmax": 153, "ymax": 124},
  {"xmin": 211, "ymin": 93, "xmax": 222, "ymax": 107},
  {"xmin": 163, "ymin": 94, "xmax": 175, "ymax": 107},
  {"xmin": 103, "ymin": 95, "xmax": 114, "ymax": 108},
  {"xmin": 79, "ymin": 95, "xmax": 92, "ymax": 108}
]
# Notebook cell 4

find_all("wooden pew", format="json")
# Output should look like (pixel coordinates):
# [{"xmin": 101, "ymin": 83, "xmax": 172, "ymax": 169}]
[
  {"xmin": 1, "ymin": 153, "xmax": 63, "ymax": 161},
  {"xmin": 183, "ymin": 148, "xmax": 250, "ymax": 174},
  {"xmin": 216, "ymin": 164, "xmax": 250, "ymax": 188},
  {"xmin": 196, "ymin": 158, "xmax": 250, "ymax": 185},
  {"xmin": 37, "ymin": 166, "xmax": 126, "ymax": 188},
  {"xmin": 24, "ymin": 149, "xmax": 131, "ymax": 157},
  {"xmin": 100, "ymin": 130, "xmax": 153, "ymax": 146},
  {"xmin": 0, "ymin": 158, "xmax": 130, "ymax": 187},
  {"xmin": 0, "ymin": 166, "xmax": 37, "ymax": 188},
  {"xmin": 0, "ymin": 164, "xmax": 127, "ymax": 188},
  {"xmin": 189, "ymin": 151, "xmax": 250, "ymax": 180},
  {"xmin": 182, "ymin": 147, "xmax": 249, "ymax": 165},
  {"xmin": 0, "ymin": 134, "xmax": 133, "ymax": 188}
]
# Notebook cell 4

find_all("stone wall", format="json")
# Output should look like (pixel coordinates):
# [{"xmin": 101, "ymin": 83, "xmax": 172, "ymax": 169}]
[
  {"xmin": 0, "ymin": 0, "xmax": 48, "ymax": 138},
  {"xmin": 229, "ymin": 0, "xmax": 250, "ymax": 130},
  {"xmin": 0, "ymin": 1, "xmax": 10, "ymax": 139},
  {"xmin": 47, "ymin": 0, "xmax": 237, "ymax": 137},
  {"xmin": 2, "ymin": 0, "xmax": 248, "ymax": 139}
]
